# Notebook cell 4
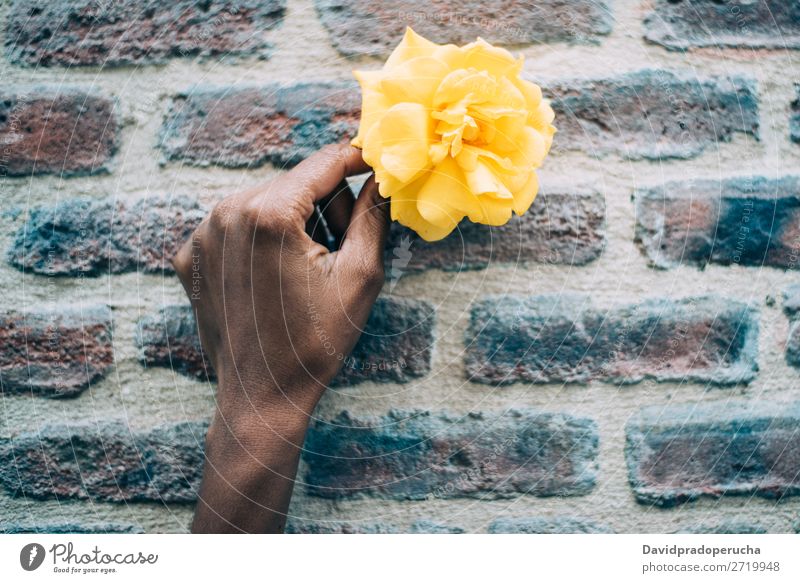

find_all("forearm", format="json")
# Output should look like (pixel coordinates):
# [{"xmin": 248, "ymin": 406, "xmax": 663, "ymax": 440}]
[{"xmin": 191, "ymin": 376, "xmax": 318, "ymax": 534}]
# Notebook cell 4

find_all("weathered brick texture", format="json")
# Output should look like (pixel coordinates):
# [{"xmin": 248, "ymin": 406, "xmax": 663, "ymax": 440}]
[
  {"xmin": 303, "ymin": 409, "xmax": 598, "ymax": 500},
  {"xmin": 644, "ymin": 0, "xmax": 800, "ymax": 51},
  {"xmin": 286, "ymin": 521, "xmax": 398, "ymax": 534},
  {"xmin": 0, "ymin": 88, "xmax": 117, "ymax": 177},
  {"xmin": 675, "ymin": 522, "xmax": 767, "ymax": 535},
  {"xmin": 9, "ymin": 196, "xmax": 205, "ymax": 277},
  {"xmin": 385, "ymin": 191, "xmax": 605, "ymax": 273},
  {"xmin": 0, "ymin": 306, "xmax": 113, "ymax": 398},
  {"xmin": 0, "ymin": 523, "xmax": 144, "ymax": 534},
  {"xmin": 315, "ymin": 0, "xmax": 613, "ymax": 58},
  {"xmin": 635, "ymin": 177, "xmax": 800, "ymax": 270},
  {"xmin": 545, "ymin": 69, "xmax": 758, "ymax": 160},
  {"xmin": 792, "ymin": 85, "xmax": 800, "ymax": 144},
  {"xmin": 626, "ymin": 401, "xmax": 800, "ymax": 507},
  {"xmin": 465, "ymin": 295, "xmax": 758, "ymax": 386},
  {"xmin": 0, "ymin": 421, "xmax": 207, "ymax": 502},
  {"xmin": 784, "ymin": 285, "xmax": 800, "ymax": 367},
  {"xmin": 160, "ymin": 83, "xmax": 359, "ymax": 168},
  {"xmin": 137, "ymin": 297, "xmax": 434, "ymax": 385},
  {"xmin": 488, "ymin": 517, "xmax": 612, "ymax": 534},
  {"xmin": 5, "ymin": 0, "xmax": 286, "ymax": 67}
]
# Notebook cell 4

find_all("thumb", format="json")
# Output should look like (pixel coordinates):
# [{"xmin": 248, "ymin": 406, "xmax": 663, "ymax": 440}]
[{"xmin": 340, "ymin": 174, "xmax": 390, "ymax": 278}]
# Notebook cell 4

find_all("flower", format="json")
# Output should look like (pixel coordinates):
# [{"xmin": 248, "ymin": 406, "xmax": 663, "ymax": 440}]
[{"xmin": 352, "ymin": 28, "xmax": 556, "ymax": 242}]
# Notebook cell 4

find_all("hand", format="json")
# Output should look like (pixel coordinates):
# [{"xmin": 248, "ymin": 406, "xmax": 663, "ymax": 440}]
[{"xmin": 172, "ymin": 144, "xmax": 389, "ymax": 533}]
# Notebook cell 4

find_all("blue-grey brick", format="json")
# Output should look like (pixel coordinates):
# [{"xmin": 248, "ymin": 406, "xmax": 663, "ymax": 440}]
[
  {"xmin": 315, "ymin": 0, "xmax": 613, "ymax": 58},
  {"xmin": 384, "ymin": 190, "xmax": 605, "ymax": 273},
  {"xmin": 409, "ymin": 520, "xmax": 465, "ymax": 534},
  {"xmin": 6, "ymin": 0, "xmax": 286, "ymax": 67},
  {"xmin": 0, "ymin": 523, "xmax": 144, "ymax": 534},
  {"xmin": 137, "ymin": 297, "xmax": 434, "ymax": 386},
  {"xmin": 465, "ymin": 295, "xmax": 758, "ymax": 386},
  {"xmin": 791, "ymin": 85, "xmax": 800, "ymax": 144},
  {"xmin": 644, "ymin": 0, "xmax": 800, "ymax": 51},
  {"xmin": 8, "ymin": 196, "xmax": 204, "ymax": 277},
  {"xmin": 285, "ymin": 521, "xmax": 398, "ymax": 534},
  {"xmin": 635, "ymin": 177, "xmax": 800, "ymax": 270},
  {"xmin": 488, "ymin": 517, "xmax": 612, "ymax": 534},
  {"xmin": 303, "ymin": 409, "xmax": 598, "ymax": 500},
  {"xmin": 546, "ymin": 69, "xmax": 758, "ymax": 160},
  {"xmin": 626, "ymin": 401, "xmax": 800, "ymax": 507},
  {"xmin": 675, "ymin": 522, "xmax": 767, "ymax": 535},
  {"xmin": 159, "ymin": 83, "xmax": 359, "ymax": 169},
  {"xmin": 0, "ymin": 421, "xmax": 208, "ymax": 502}
]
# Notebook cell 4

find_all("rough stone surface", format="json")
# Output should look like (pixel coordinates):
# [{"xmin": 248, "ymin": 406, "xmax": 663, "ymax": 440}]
[
  {"xmin": 545, "ymin": 69, "xmax": 759, "ymax": 160},
  {"xmin": 0, "ymin": 421, "xmax": 208, "ymax": 503},
  {"xmin": 5, "ymin": 0, "xmax": 286, "ymax": 67},
  {"xmin": 160, "ymin": 83, "xmax": 359, "ymax": 168},
  {"xmin": 785, "ymin": 285, "xmax": 800, "ymax": 367},
  {"xmin": 626, "ymin": 401, "xmax": 800, "ymax": 507},
  {"xmin": 0, "ymin": 306, "xmax": 113, "ymax": 398},
  {"xmin": 635, "ymin": 177, "xmax": 800, "ymax": 270},
  {"xmin": 0, "ymin": 522, "xmax": 144, "ymax": 534},
  {"xmin": 675, "ymin": 522, "xmax": 767, "ymax": 535},
  {"xmin": 409, "ymin": 520, "xmax": 465, "ymax": 534},
  {"xmin": 285, "ymin": 521, "xmax": 398, "ymax": 534},
  {"xmin": 0, "ymin": 88, "xmax": 117, "ymax": 177},
  {"xmin": 644, "ymin": 0, "xmax": 800, "ymax": 51},
  {"xmin": 384, "ymin": 191, "xmax": 605, "ymax": 274},
  {"xmin": 791, "ymin": 85, "xmax": 800, "ymax": 144},
  {"xmin": 787, "ymin": 322, "xmax": 800, "ymax": 368},
  {"xmin": 137, "ymin": 297, "xmax": 434, "ymax": 385},
  {"xmin": 488, "ymin": 517, "xmax": 612, "ymax": 534},
  {"xmin": 314, "ymin": 0, "xmax": 614, "ymax": 58},
  {"xmin": 137, "ymin": 305, "xmax": 211, "ymax": 382},
  {"xmin": 465, "ymin": 295, "xmax": 758, "ymax": 386},
  {"xmin": 9, "ymin": 196, "xmax": 205, "ymax": 277},
  {"xmin": 303, "ymin": 409, "xmax": 599, "ymax": 500}
]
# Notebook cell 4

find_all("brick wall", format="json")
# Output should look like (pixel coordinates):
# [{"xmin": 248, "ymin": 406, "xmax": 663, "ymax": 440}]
[{"xmin": 1, "ymin": 0, "xmax": 799, "ymax": 534}]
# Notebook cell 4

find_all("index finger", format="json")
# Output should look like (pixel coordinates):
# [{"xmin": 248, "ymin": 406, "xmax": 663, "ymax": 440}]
[{"xmin": 284, "ymin": 144, "xmax": 371, "ymax": 205}]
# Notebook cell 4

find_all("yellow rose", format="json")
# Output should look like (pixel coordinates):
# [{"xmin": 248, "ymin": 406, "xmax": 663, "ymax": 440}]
[{"xmin": 352, "ymin": 28, "xmax": 556, "ymax": 242}]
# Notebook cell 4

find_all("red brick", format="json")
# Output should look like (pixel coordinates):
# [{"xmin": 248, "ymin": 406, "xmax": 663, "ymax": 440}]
[{"xmin": 0, "ymin": 88, "xmax": 117, "ymax": 177}]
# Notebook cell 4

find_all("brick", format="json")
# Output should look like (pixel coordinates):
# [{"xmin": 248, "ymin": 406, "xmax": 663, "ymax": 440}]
[
  {"xmin": 791, "ymin": 85, "xmax": 800, "ymax": 144},
  {"xmin": 137, "ymin": 297, "xmax": 434, "ymax": 385},
  {"xmin": 314, "ymin": 0, "xmax": 613, "ymax": 58},
  {"xmin": 333, "ymin": 296, "xmax": 434, "ymax": 386},
  {"xmin": 409, "ymin": 520, "xmax": 464, "ymax": 534},
  {"xmin": 466, "ymin": 295, "xmax": 758, "ymax": 386},
  {"xmin": 285, "ymin": 521, "xmax": 398, "ymax": 534},
  {"xmin": 160, "ymin": 83, "xmax": 359, "ymax": 169},
  {"xmin": 546, "ymin": 69, "xmax": 758, "ymax": 160},
  {"xmin": 635, "ymin": 177, "xmax": 800, "ymax": 270},
  {"xmin": 0, "ymin": 306, "xmax": 113, "ymax": 398},
  {"xmin": 5, "ymin": 0, "xmax": 286, "ymax": 67},
  {"xmin": 136, "ymin": 305, "xmax": 211, "ymax": 381},
  {"xmin": 0, "ymin": 523, "xmax": 144, "ymax": 534},
  {"xmin": 784, "ymin": 285, "xmax": 800, "ymax": 318},
  {"xmin": 0, "ymin": 421, "xmax": 207, "ymax": 502},
  {"xmin": 0, "ymin": 88, "xmax": 117, "ymax": 177},
  {"xmin": 787, "ymin": 322, "xmax": 800, "ymax": 368},
  {"xmin": 303, "ymin": 409, "xmax": 598, "ymax": 500},
  {"xmin": 675, "ymin": 522, "xmax": 767, "ymax": 535},
  {"xmin": 488, "ymin": 517, "xmax": 612, "ymax": 534},
  {"xmin": 626, "ymin": 401, "xmax": 800, "ymax": 507},
  {"xmin": 644, "ymin": 0, "xmax": 800, "ymax": 51},
  {"xmin": 385, "ymin": 191, "xmax": 605, "ymax": 275},
  {"xmin": 9, "ymin": 196, "xmax": 205, "ymax": 277}
]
